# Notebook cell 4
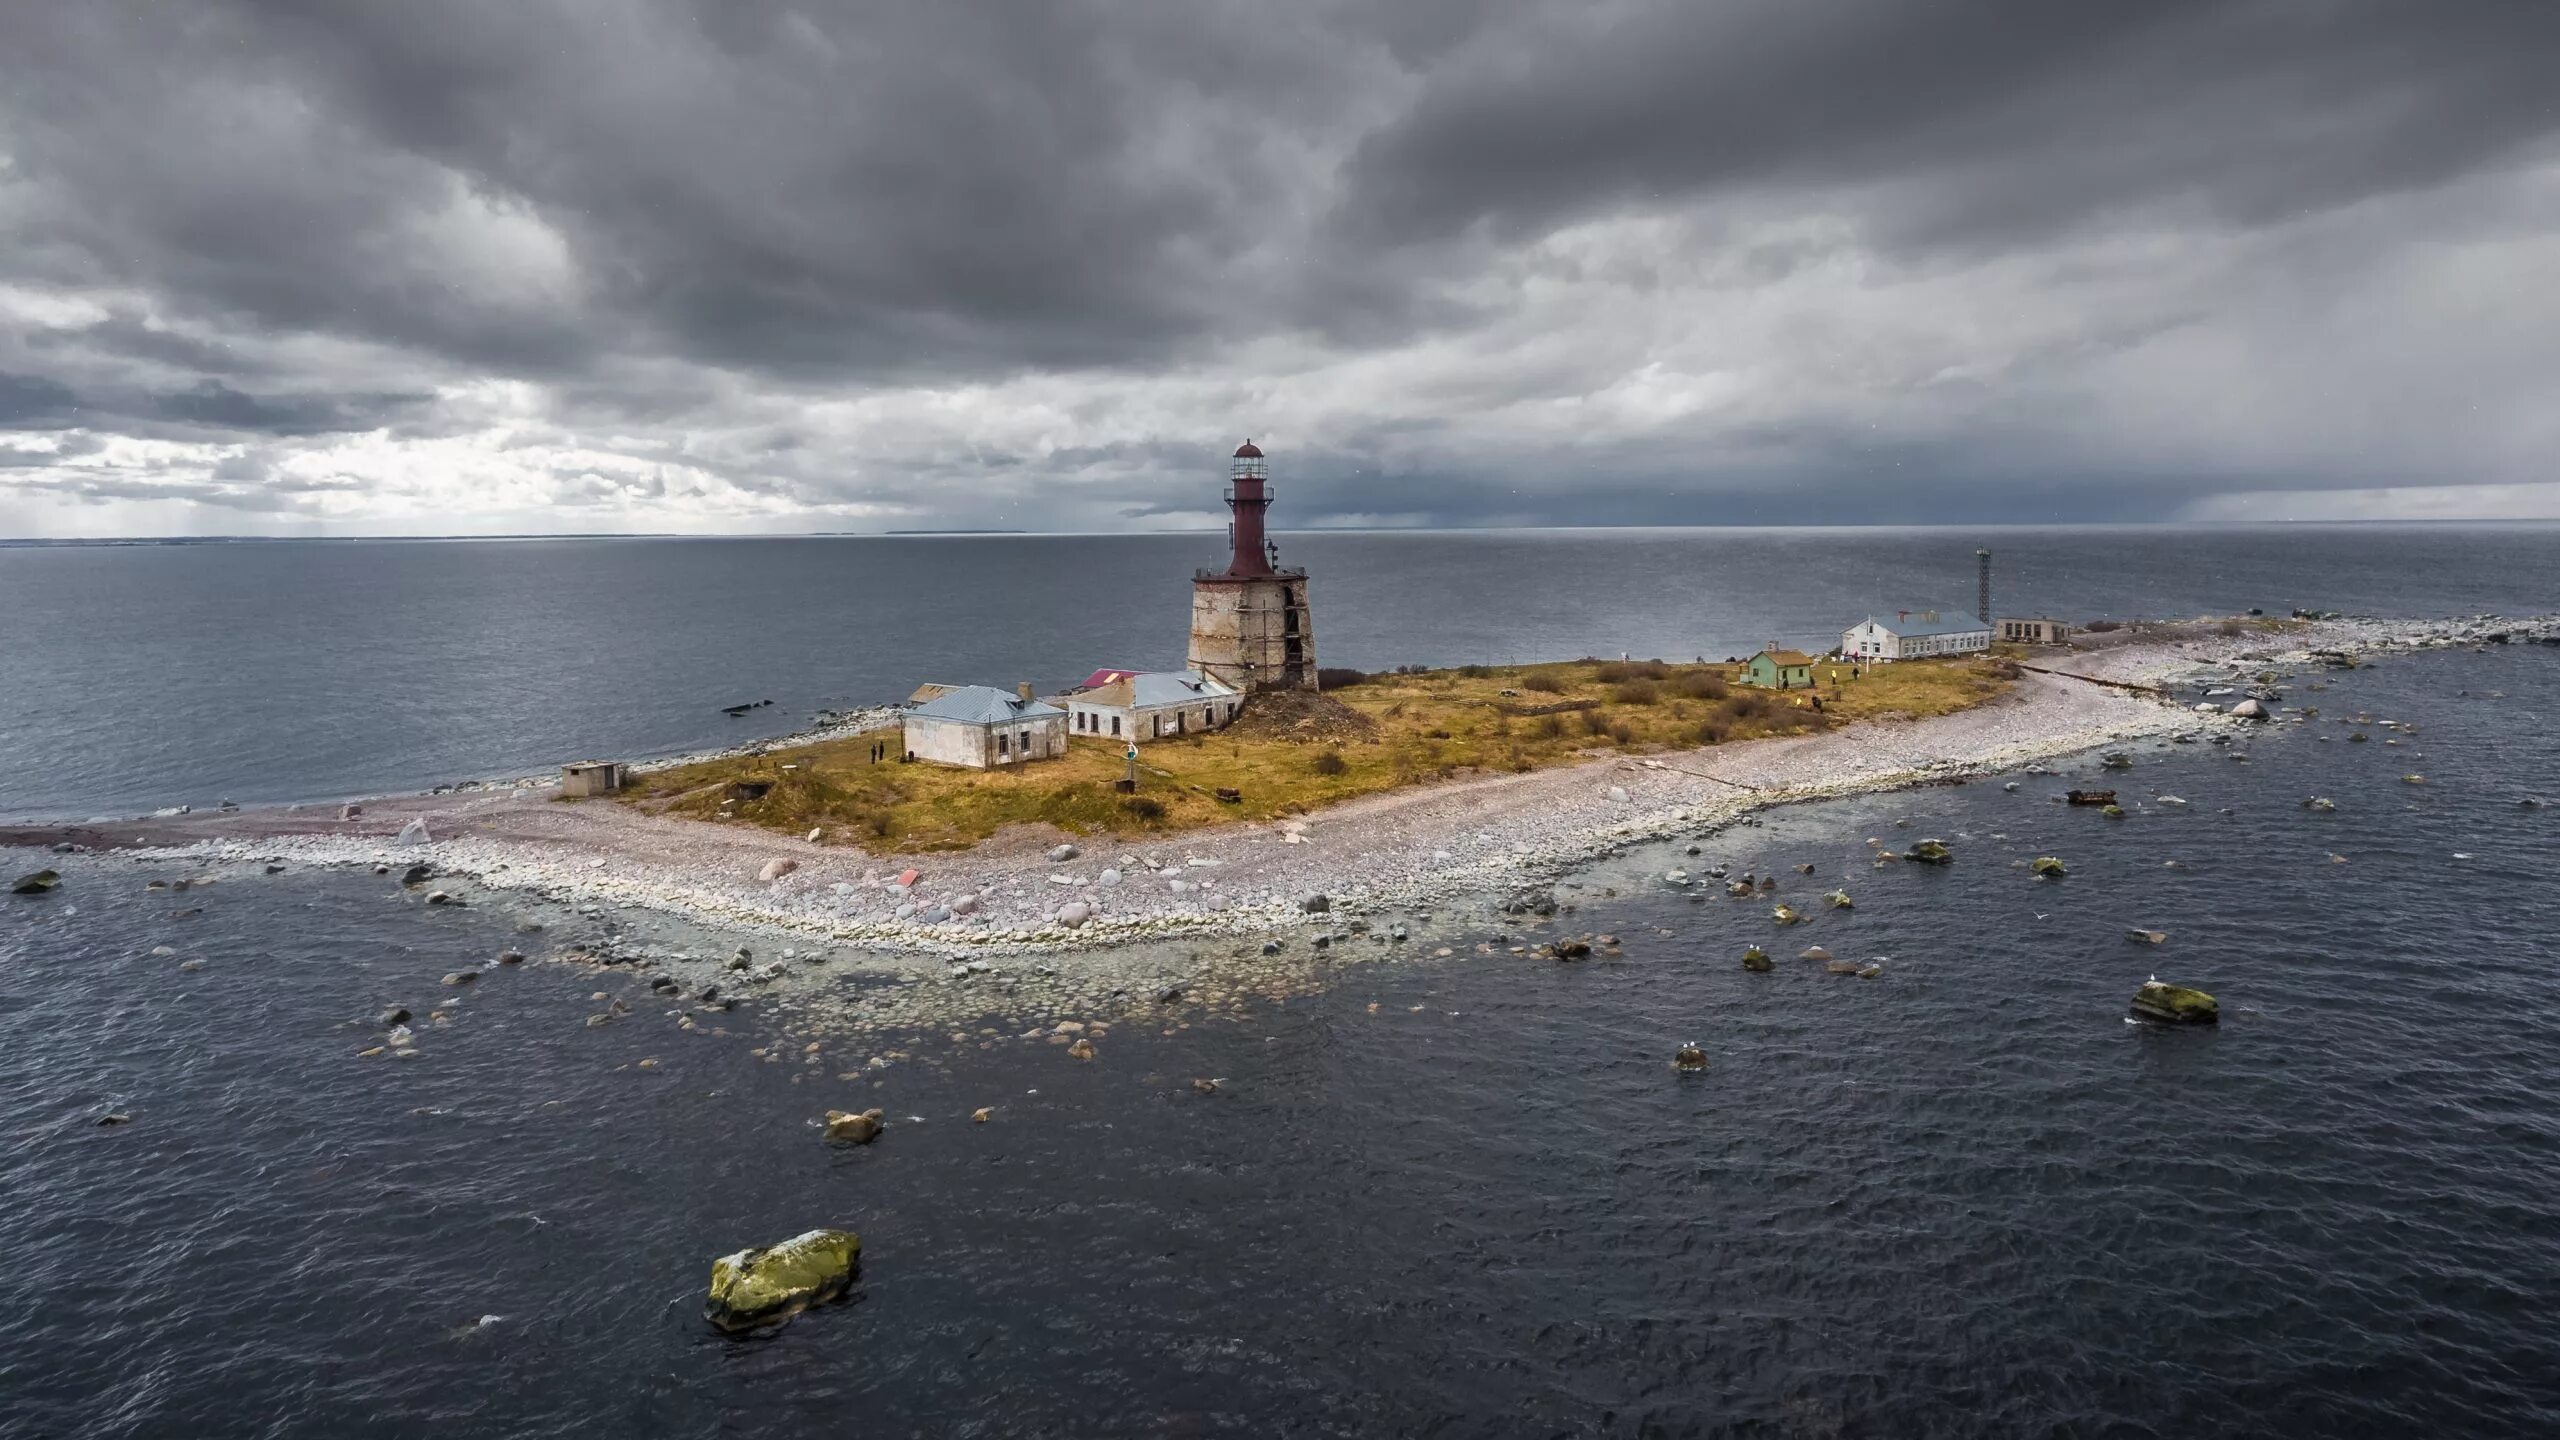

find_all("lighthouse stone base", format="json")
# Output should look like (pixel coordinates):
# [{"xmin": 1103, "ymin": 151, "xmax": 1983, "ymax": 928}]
[{"xmin": 1188, "ymin": 572, "xmax": 1317, "ymax": 692}]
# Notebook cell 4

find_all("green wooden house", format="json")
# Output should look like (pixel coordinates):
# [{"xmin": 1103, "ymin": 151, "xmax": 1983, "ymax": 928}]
[{"xmin": 1741, "ymin": 649, "xmax": 1817, "ymax": 690}]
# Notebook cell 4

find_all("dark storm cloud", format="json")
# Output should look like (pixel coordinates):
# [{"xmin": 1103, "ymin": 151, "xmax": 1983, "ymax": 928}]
[
  {"xmin": 1338, "ymin": 2, "xmax": 2560, "ymax": 252},
  {"xmin": 1, "ymin": 0, "xmax": 2556, "ymax": 532}
]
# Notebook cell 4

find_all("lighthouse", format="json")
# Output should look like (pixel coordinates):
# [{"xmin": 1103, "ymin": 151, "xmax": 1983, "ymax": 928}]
[{"xmin": 1188, "ymin": 439, "xmax": 1317, "ymax": 691}]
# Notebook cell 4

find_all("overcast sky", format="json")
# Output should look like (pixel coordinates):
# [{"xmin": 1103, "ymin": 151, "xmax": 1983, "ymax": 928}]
[{"xmin": 3, "ymin": 2, "xmax": 2555, "ymax": 537}]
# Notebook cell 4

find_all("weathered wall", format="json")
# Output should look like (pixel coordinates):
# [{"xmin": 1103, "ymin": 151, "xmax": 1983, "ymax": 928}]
[
  {"xmin": 906, "ymin": 713, "xmax": 1068, "ymax": 768},
  {"xmin": 1068, "ymin": 698, "xmax": 1240, "ymax": 740},
  {"xmin": 1189, "ymin": 577, "xmax": 1317, "ymax": 691}
]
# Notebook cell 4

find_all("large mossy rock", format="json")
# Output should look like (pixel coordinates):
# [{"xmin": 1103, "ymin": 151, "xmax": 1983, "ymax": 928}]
[
  {"xmin": 1905, "ymin": 839, "xmax": 1953, "ymax": 865},
  {"xmin": 1740, "ymin": 946, "xmax": 1773, "ymax": 972},
  {"xmin": 10, "ymin": 870, "xmax": 61, "ymax": 895},
  {"xmin": 705, "ymin": 1228, "xmax": 860, "ymax": 1334},
  {"xmin": 2129, "ymin": 981, "xmax": 2219, "ymax": 1025},
  {"xmin": 2030, "ymin": 856, "xmax": 2067, "ymax": 878}
]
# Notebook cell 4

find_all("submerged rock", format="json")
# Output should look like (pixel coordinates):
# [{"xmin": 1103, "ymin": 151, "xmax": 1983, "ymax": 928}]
[
  {"xmin": 2126, "ymin": 929, "xmax": 2168, "ymax": 945},
  {"xmin": 2101, "ymin": 804, "xmax": 2126, "ymax": 819},
  {"xmin": 2030, "ymin": 856, "xmax": 2067, "ymax": 878},
  {"xmin": 1904, "ymin": 839, "xmax": 1953, "ymax": 865},
  {"xmin": 704, "ymin": 1229, "xmax": 860, "ymax": 1334},
  {"xmin": 2129, "ymin": 980, "xmax": 2218, "ymax": 1025}
]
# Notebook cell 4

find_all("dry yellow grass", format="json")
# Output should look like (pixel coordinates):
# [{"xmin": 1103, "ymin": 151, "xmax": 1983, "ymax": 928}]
[{"xmin": 614, "ymin": 655, "xmax": 2012, "ymax": 852}]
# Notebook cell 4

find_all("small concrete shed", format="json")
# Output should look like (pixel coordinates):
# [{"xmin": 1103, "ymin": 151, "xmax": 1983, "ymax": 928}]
[{"xmin": 559, "ymin": 760, "xmax": 630, "ymax": 797}]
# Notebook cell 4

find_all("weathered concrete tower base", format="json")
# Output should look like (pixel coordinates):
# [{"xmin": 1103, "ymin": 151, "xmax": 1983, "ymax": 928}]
[{"xmin": 1189, "ymin": 573, "xmax": 1315, "ymax": 692}]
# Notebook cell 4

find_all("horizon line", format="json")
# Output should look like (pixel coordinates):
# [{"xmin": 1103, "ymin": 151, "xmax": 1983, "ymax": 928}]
[{"xmin": 8, "ymin": 516, "xmax": 2560, "ymax": 546}]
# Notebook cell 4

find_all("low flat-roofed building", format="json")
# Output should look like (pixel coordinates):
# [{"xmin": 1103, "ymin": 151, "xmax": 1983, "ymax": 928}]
[
  {"xmin": 903, "ymin": 684, "xmax": 1068, "ymax": 769},
  {"xmin": 1997, "ymin": 617, "xmax": 2073, "ymax": 645},
  {"xmin": 559, "ymin": 760, "xmax": 629, "ymax": 797},
  {"xmin": 1065, "ymin": 670, "xmax": 1242, "ymax": 741}
]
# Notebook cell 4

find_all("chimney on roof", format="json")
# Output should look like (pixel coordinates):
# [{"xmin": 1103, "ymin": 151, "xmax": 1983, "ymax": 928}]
[{"xmin": 1017, "ymin": 682, "xmax": 1035, "ymax": 703}]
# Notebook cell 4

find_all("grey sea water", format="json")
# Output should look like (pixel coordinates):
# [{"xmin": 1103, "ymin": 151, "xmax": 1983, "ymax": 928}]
[
  {"xmin": 4, "ymin": 523, "xmax": 2558, "ymax": 820},
  {"xmin": 5, "ymin": 527, "xmax": 2560, "ymax": 1436}
]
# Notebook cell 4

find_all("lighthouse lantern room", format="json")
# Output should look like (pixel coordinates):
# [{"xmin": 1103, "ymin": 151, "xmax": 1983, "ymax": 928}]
[{"xmin": 1188, "ymin": 439, "xmax": 1317, "ymax": 691}]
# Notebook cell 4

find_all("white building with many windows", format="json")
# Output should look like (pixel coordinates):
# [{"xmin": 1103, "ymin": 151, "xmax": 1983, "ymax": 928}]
[
  {"xmin": 1065, "ymin": 670, "xmax": 1241, "ymax": 741},
  {"xmin": 1841, "ymin": 610, "xmax": 1993, "ymax": 662}
]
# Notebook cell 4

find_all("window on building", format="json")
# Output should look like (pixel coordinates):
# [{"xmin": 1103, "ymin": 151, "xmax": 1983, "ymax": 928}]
[
  {"xmin": 997, "ymin": 732, "xmax": 1009, "ymax": 756},
  {"xmin": 1111, "ymin": 716, "xmax": 1121, "ymax": 736}
]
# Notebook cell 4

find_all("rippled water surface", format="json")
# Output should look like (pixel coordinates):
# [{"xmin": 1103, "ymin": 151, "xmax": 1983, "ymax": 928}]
[
  {"xmin": 6, "ymin": 643, "xmax": 2560, "ymax": 1436},
  {"xmin": 8, "ymin": 523, "xmax": 2560, "ymax": 818}
]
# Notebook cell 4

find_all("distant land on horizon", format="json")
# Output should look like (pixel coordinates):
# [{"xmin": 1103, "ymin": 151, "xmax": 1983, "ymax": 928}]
[{"xmin": 4, "ymin": 519, "xmax": 2557, "ymax": 549}]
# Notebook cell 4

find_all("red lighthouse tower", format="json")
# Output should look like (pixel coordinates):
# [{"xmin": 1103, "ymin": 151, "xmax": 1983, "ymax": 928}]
[
  {"xmin": 1222, "ymin": 439, "xmax": 1276, "ymax": 577},
  {"xmin": 1189, "ymin": 438, "xmax": 1317, "ymax": 691}
]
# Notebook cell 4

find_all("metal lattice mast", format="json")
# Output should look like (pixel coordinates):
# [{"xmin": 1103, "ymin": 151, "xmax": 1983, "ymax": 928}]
[{"xmin": 1976, "ymin": 548, "xmax": 1992, "ymax": 623}]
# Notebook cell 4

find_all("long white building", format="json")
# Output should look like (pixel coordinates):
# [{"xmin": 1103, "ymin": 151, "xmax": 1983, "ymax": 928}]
[
  {"xmin": 1066, "ymin": 669, "xmax": 1241, "ymax": 740},
  {"xmin": 1841, "ymin": 610, "xmax": 1993, "ymax": 662}
]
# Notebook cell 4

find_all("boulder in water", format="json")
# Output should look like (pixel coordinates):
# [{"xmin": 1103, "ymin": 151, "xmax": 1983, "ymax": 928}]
[
  {"xmin": 1824, "ymin": 959, "xmax": 1860, "ymax": 974},
  {"xmin": 2029, "ymin": 856, "xmax": 2067, "ymax": 878},
  {"xmin": 2101, "ymin": 804, "xmax": 2126, "ymax": 819},
  {"xmin": 1825, "ymin": 889, "xmax": 1853, "ymax": 909},
  {"xmin": 2126, "ymin": 928, "xmax": 2167, "ymax": 945},
  {"xmin": 1066, "ymin": 1038, "xmax": 1097, "ymax": 1060},
  {"xmin": 1905, "ymin": 839, "xmax": 1953, "ymax": 865},
  {"xmin": 2129, "ymin": 980, "xmax": 2218, "ymax": 1024},
  {"xmin": 1771, "ymin": 904, "xmax": 1804, "ymax": 925},
  {"xmin": 704, "ymin": 1228, "xmax": 860, "ymax": 1334},
  {"xmin": 1798, "ymin": 945, "xmax": 1831, "ymax": 963},
  {"xmin": 401, "ymin": 863, "xmax": 434, "ymax": 886},
  {"xmin": 1740, "ymin": 946, "xmax": 1773, "ymax": 972},
  {"xmin": 823, "ymin": 1108, "xmax": 884, "ymax": 1143},
  {"xmin": 10, "ymin": 870, "xmax": 60, "ymax": 895},
  {"xmin": 2229, "ymin": 699, "xmax": 2269, "ymax": 721},
  {"xmin": 1674, "ymin": 1044, "xmax": 1707, "ymax": 1072}
]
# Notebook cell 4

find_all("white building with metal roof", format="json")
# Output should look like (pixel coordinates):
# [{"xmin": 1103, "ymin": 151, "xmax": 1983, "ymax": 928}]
[
  {"xmin": 1065, "ymin": 670, "xmax": 1241, "ymax": 741},
  {"xmin": 1841, "ymin": 610, "xmax": 1993, "ymax": 662},
  {"xmin": 902, "ymin": 684, "xmax": 1068, "ymax": 769}
]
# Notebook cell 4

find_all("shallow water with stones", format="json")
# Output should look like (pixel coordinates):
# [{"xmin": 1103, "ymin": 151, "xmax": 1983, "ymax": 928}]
[{"xmin": 6, "ymin": 641, "xmax": 2560, "ymax": 1437}]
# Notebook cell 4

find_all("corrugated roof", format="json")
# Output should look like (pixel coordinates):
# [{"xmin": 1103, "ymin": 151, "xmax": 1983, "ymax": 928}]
[
  {"xmin": 909, "ymin": 685, "xmax": 1066, "ymax": 725},
  {"xmin": 1853, "ymin": 613, "xmax": 1991, "ymax": 639}
]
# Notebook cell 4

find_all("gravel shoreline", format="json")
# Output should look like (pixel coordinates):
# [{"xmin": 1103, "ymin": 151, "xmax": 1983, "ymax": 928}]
[{"xmin": 14, "ymin": 615, "xmax": 2546, "ymax": 971}]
